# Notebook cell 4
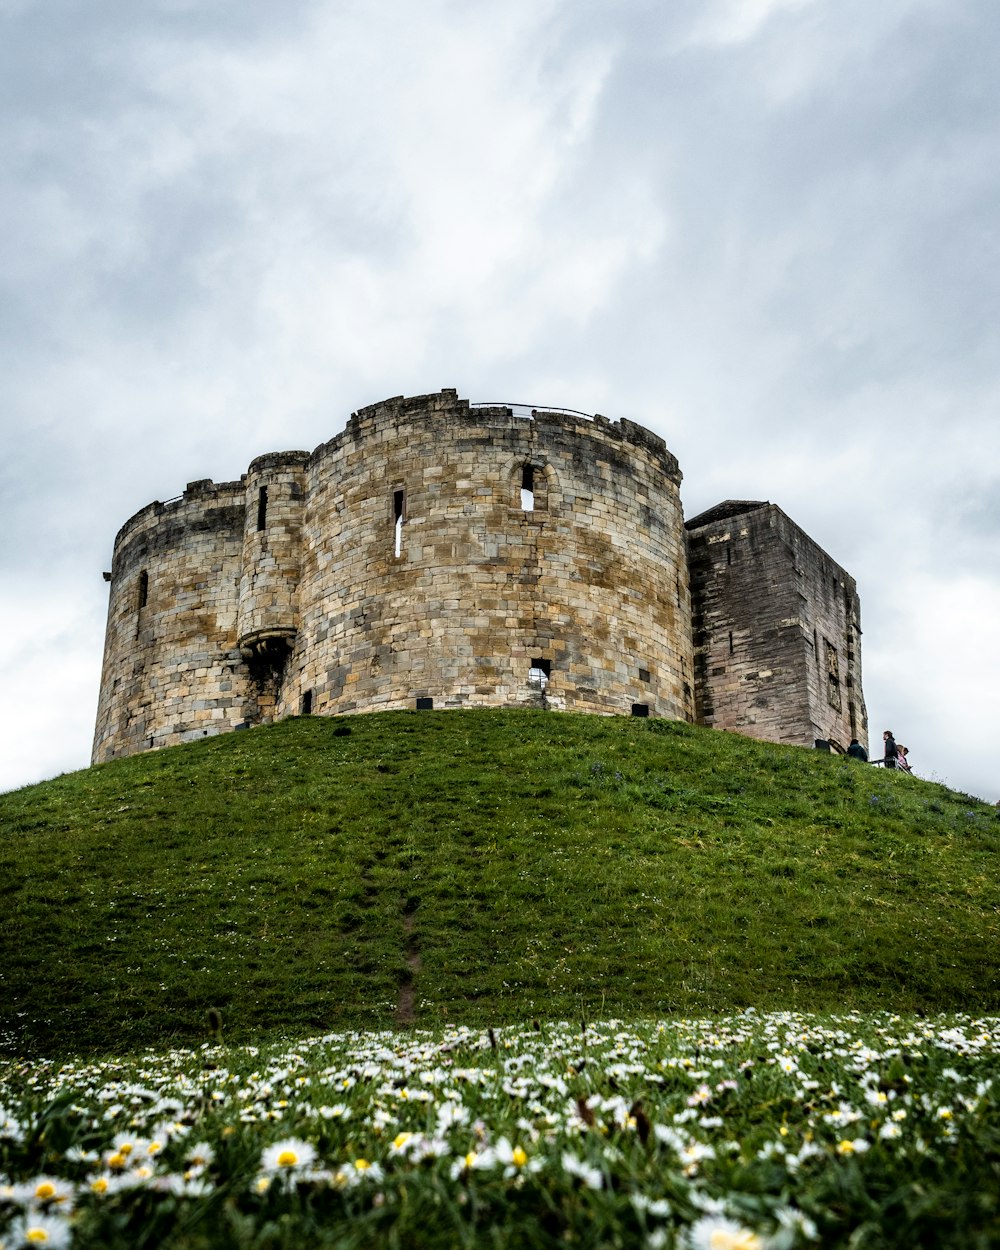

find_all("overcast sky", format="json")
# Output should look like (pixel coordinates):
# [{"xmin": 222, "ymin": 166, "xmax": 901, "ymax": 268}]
[{"xmin": 2, "ymin": 0, "xmax": 997, "ymax": 801}]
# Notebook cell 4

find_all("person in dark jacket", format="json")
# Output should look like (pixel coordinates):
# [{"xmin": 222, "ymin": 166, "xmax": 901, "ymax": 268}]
[
  {"xmin": 846, "ymin": 739, "xmax": 868, "ymax": 762},
  {"xmin": 878, "ymin": 730, "xmax": 898, "ymax": 768}
]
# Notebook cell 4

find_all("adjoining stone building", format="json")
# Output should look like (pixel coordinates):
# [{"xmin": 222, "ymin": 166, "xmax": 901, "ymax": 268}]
[
  {"xmin": 685, "ymin": 501, "xmax": 866, "ymax": 751},
  {"xmin": 92, "ymin": 389, "xmax": 867, "ymax": 764}
]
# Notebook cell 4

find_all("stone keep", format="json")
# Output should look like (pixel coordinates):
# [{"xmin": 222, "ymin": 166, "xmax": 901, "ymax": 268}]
[
  {"xmin": 92, "ymin": 389, "xmax": 867, "ymax": 763},
  {"xmin": 93, "ymin": 390, "xmax": 694, "ymax": 761}
]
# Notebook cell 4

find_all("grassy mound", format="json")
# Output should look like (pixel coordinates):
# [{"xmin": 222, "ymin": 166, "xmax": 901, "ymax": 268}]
[{"xmin": 1, "ymin": 710, "xmax": 998, "ymax": 1056}]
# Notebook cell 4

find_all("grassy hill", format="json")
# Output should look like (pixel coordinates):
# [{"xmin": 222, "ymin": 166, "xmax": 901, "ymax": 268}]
[{"xmin": 1, "ymin": 709, "xmax": 998, "ymax": 1057}]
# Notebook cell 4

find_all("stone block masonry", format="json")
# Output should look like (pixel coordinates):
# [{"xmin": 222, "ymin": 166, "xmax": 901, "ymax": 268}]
[
  {"xmin": 685, "ymin": 500, "xmax": 867, "ymax": 752},
  {"xmin": 92, "ymin": 391, "xmax": 867, "ymax": 762}
]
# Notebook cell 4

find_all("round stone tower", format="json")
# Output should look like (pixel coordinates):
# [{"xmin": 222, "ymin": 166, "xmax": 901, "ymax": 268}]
[{"xmin": 93, "ymin": 390, "xmax": 696, "ymax": 762}]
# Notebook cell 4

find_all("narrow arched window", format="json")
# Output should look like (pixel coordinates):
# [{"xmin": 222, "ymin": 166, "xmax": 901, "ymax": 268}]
[
  {"xmin": 514, "ymin": 462, "xmax": 548, "ymax": 512},
  {"xmin": 521, "ymin": 465, "xmax": 535, "ymax": 511},
  {"xmin": 393, "ymin": 489, "xmax": 405, "ymax": 557}
]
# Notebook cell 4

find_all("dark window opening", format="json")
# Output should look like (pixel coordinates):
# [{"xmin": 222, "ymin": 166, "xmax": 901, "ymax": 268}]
[
  {"xmin": 726, "ymin": 546, "xmax": 731, "ymax": 566},
  {"xmin": 137, "ymin": 570, "xmax": 149, "ymax": 610},
  {"xmin": 528, "ymin": 658, "xmax": 551, "ymax": 689},
  {"xmin": 728, "ymin": 631, "xmax": 734, "ymax": 655},
  {"xmin": 257, "ymin": 485, "xmax": 268, "ymax": 531},
  {"xmin": 631, "ymin": 703, "xmax": 650, "ymax": 718},
  {"xmin": 520, "ymin": 464, "xmax": 535, "ymax": 511},
  {"xmin": 825, "ymin": 639, "xmax": 842, "ymax": 710},
  {"xmin": 415, "ymin": 696, "xmax": 434, "ymax": 710},
  {"xmin": 638, "ymin": 667, "xmax": 651, "ymax": 683},
  {"xmin": 301, "ymin": 690, "xmax": 313, "ymax": 715},
  {"xmin": 393, "ymin": 489, "xmax": 405, "ymax": 557}
]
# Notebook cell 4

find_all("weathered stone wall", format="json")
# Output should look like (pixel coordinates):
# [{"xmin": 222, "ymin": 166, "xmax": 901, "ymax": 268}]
[
  {"xmin": 289, "ymin": 391, "xmax": 693, "ymax": 721},
  {"xmin": 93, "ymin": 390, "xmax": 696, "ymax": 761},
  {"xmin": 93, "ymin": 480, "xmax": 250, "ymax": 761},
  {"xmin": 685, "ymin": 501, "xmax": 867, "ymax": 752}
]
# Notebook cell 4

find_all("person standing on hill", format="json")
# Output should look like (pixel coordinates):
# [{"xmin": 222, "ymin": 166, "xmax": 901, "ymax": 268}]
[
  {"xmin": 847, "ymin": 739, "xmax": 869, "ymax": 762},
  {"xmin": 877, "ymin": 730, "xmax": 898, "ymax": 769}
]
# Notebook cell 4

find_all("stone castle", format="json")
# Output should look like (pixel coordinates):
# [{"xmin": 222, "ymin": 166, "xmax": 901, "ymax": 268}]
[{"xmin": 93, "ymin": 389, "xmax": 867, "ymax": 762}]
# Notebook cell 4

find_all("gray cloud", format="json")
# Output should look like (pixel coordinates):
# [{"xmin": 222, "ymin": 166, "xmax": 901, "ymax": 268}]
[{"xmin": 1, "ymin": 0, "xmax": 997, "ymax": 800}]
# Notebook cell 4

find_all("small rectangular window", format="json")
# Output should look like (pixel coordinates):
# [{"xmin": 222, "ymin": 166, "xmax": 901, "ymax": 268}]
[
  {"xmin": 528, "ymin": 658, "xmax": 550, "ymax": 689},
  {"xmin": 301, "ymin": 690, "xmax": 313, "ymax": 715},
  {"xmin": 638, "ymin": 667, "xmax": 651, "ymax": 683},
  {"xmin": 257, "ymin": 485, "xmax": 268, "ymax": 531},
  {"xmin": 631, "ymin": 703, "xmax": 650, "ymax": 717},
  {"xmin": 415, "ymin": 696, "xmax": 433, "ymax": 710}
]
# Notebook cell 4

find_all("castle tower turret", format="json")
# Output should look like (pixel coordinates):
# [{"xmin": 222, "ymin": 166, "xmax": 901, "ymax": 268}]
[
  {"xmin": 235, "ymin": 451, "xmax": 309, "ymax": 721},
  {"xmin": 92, "ymin": 478, "xmax": 248, "ymax": 762}
]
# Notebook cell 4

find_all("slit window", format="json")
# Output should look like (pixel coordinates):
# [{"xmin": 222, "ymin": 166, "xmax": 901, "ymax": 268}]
[
  {"xmin": 137, "ymin": 570, "xmax": 149, "ymax": 610},
  {"xmin": 257, "ymin": 486, "xmax": 268, "ymax": 531},
  {"xmin": 824, "ymin": 639, "xmax": 842, "ymax": 710},
  {"xmin": 393, "ymin": 489, "xmax": 405, "ymax": 557},
  {"xmin": 528, "ymin": 658, "xmax": 551, "ymax": 689},
  {"xmin": 520, "ymin": 465, "xmax": 535, "ymax": 511}
]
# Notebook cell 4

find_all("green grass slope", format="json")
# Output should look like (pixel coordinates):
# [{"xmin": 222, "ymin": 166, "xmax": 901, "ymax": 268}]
[{"xmin": 2, "ymin": 710, "xmax": 998, "ymax": 1057}]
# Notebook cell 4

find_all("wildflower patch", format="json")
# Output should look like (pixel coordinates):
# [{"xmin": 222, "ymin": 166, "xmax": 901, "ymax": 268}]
[{"xmin": 1, "ymin": 1011, "xmax": 998, "ymax": 1247}]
